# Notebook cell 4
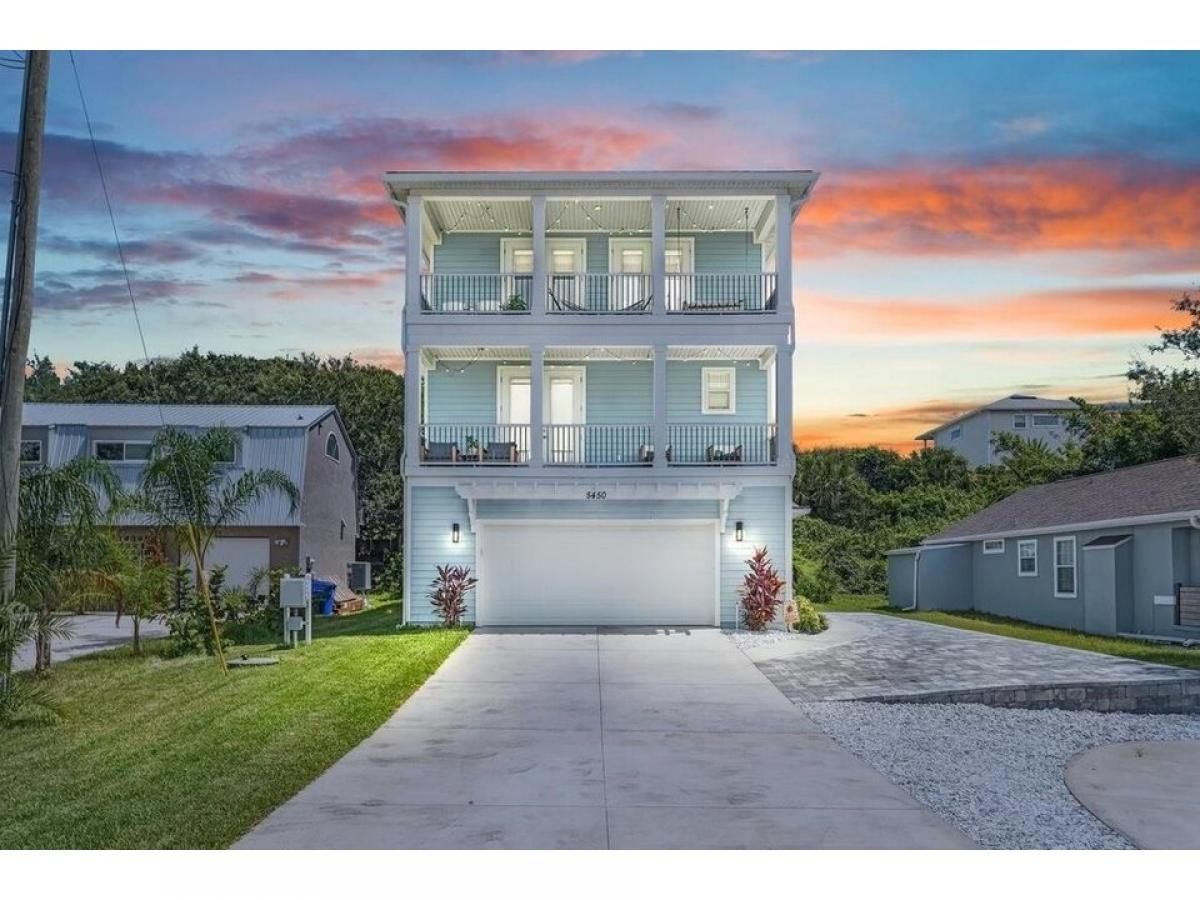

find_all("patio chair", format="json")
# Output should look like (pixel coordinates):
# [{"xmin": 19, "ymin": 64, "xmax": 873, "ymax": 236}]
[
  {"xmin": 484, "ymin": 441, "xmax": 519, "ymax": 463},
  {"xmin": 638, "ymin": 444, "xmax": 672, "ymax": 464},
  {"xmin": 423, "ymin": 441, "xmax": 460, "ymax": 463},
  {"xmin": 705, "ymin": 444, "xmax": 743, "ymax": 464}
]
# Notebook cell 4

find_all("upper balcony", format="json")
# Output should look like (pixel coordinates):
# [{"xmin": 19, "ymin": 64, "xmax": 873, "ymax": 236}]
[{"xmin": 384, "ymin": 171, "xmax": 818, "ymax": 324}]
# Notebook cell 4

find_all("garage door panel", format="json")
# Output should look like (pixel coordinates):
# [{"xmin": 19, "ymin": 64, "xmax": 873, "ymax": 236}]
[
  {"xmin": 478, "ymin": 522, "xmax": 715, "ymax": 626},
  {"xmin": 203, "ymin": 538, "xmax": 271, "ymax": 590}
]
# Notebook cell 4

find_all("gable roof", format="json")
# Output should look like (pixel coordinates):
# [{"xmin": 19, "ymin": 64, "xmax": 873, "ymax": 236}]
[
  {"xmin": 21, "ymin": 403, "xmax": 338, "ymax": 430},
  {"xmin": 924, "ymin": 456, "xmax": 1200, "ymax": 543},
  {"xmin": 915, "ymin": 394, "xmax": 1077, "ymax": 440}
]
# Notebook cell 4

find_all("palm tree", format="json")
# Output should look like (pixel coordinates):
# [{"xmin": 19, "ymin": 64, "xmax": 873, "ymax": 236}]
[
  {"xmin": 16, "ymin": 458, "xmax": 120, "ymax": 673},
  {"xmin": 83, "ymin": 532, "xmax": 172, "ymax": 654},
  {"xmin": 134, "ymin": 428, "xmax": 298, "ymax": 673}
]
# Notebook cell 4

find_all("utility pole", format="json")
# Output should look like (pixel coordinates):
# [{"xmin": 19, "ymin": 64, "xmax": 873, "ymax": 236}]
[{"xmin": 0, "ymin": 51, "xmax": 50, "ymax": 596}]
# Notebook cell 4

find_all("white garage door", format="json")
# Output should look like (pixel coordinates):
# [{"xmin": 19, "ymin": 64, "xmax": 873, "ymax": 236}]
[
  {"xmin": 476, "ymin": 521, "xmax": 717, "ymax": 626},
  {"xmin": 204, "ymin": 538, "xmax": 271, "ymax": 591}
]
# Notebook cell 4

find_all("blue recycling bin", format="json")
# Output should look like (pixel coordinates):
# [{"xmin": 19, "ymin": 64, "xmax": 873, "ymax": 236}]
[{"xmin": 312, "ymin": 579, "xmax": 337, "ymax": 615}]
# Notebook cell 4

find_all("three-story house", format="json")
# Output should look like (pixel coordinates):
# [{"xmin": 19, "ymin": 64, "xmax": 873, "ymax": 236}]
[{"xmin": 385, "ymin": 170, "xmax": 818, "ymax": 626}]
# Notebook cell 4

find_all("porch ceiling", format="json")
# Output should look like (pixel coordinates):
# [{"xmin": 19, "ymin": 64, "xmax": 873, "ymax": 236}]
[
  {"xmin": 424, "ymin": 197, "xmax": 774, "ymax": 237},
  {"xmin": 422, "ymin": 345, "xmax": 775, "ymax": 365}
]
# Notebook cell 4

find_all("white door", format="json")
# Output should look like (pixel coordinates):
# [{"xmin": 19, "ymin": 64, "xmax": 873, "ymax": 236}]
[
  {"xmin": 201, "ymin": 537, "xmax": 271, "ymax": 591},
  {"xmin": 476, "ymin": 521, "xmax": 717, "ymax": 626},
  {"xmin": 544, "ymin": 367, "xmax": 585, "ymax": 463}
]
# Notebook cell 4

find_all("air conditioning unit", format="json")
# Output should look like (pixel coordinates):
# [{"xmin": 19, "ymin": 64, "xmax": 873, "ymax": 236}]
[{"xmin": 348, "ymin": 561, "xmax": 372, "ymax": 592}]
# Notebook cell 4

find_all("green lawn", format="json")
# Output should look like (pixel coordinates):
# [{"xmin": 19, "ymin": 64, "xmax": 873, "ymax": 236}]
[
  {"xmin": 815, "ymin": 595, "xmax": 1200, "ymax": 672},
  {"xmin": 0, "ymin": 603, "xmax": 467, "ymax": 849}
]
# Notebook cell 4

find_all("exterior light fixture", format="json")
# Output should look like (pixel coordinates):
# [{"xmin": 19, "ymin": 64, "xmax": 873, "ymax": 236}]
[
  {"xmin": 593, "ymin": 204, "xmax": 602, "ymax": 211},
  {"xmin": 735, "ymin": 521, "xmax": 744, "ymax": 542},
  {"xmin": 452, "ymin": 523, "xmax": 461, "ymax": 543}
]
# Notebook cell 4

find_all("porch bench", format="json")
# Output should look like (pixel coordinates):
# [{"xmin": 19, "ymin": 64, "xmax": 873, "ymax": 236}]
[
  {"xmin": 705, "ymin": 444, "xmax": 743, "ymax": 463},
  {"xmin": 422, "ymin": 441, "xmax": 460, "ymax": 463}
]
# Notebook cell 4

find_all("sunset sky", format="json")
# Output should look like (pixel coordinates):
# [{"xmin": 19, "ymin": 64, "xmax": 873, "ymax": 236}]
[{"xmin": 2, "ymin": 50, "xmax": 1197, "ymax": 450}]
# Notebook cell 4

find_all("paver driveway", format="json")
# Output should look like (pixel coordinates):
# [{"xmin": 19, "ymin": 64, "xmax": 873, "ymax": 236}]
[{"xmin": 237, "ymin": 627, "xmax": 972, "ymax": 849}]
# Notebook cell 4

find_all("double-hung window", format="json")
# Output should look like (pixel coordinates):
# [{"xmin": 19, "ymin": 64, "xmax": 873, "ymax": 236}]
[
  {"xmin": 949, "ymin": 426, "xmax": 962, "ymax": 441},
  {"xmin": 1054, "ymin": 536, "xmax": 1077, "ymax": 598},
  {"xmin": 1013, "ymin": 414, "xmax": 1028, "ymax": 430},
  {"xmin": 701, "ymin": 367, "xmax": 736, "ymax": 415},
  {"xmin": 1017, "ymin": 539, "xmax": 1038, "ymax": 576}
]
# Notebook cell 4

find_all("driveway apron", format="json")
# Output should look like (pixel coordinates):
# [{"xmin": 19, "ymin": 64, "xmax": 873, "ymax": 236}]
[{"xmin": 237, "ymin": 626, "xmax": 972, "ymax": 849}]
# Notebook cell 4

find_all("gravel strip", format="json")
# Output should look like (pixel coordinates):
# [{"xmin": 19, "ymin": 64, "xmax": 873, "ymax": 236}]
[
  {"xmin": 801, "ymin": 701, "xmax": 1200, "ymax": 849},
  {"xmin": 723, "ymin": 629, "xmax": 808, "ymax": 650}
]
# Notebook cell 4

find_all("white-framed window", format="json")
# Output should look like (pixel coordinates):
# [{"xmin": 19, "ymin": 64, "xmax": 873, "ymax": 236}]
[
  {"xmin": 949, "ymin": 426, "xmax": 962, "ymax": 441},
  {"xmin": 20, "ymin": 439, "xmax": 42, "ymax": 464},
  {"xmin": 501, "ymin": 237, "xmax": 587, "ymax": 274},
  {"xmin": 982, "ymin": 538, "xmax": 1005, "ymax": 555},
  {"xmin": 325, "ymin": 432, "xmax": 340, "ymax": 462},
  {"xmin": 1033, "ymin": 414, "xmax": 1060, "ymax": 427},
  {"xmin": 1017, "ymin": 539, "xmax": 1038, "ymax": 576},
  {"xmin": 1054, "ymin": 536, "xmax": 1077, "ymax": 598},
  {"xmin": 1013, "ymin": 414, "xmax": 1028, "ymax": 429},
  {"xmin": 701, "ymin": 367, "xmax": 736, "ymax": 415},
  {"xmin": 94, "ymin": 440, "xmax": 152, "ymax": 463}
]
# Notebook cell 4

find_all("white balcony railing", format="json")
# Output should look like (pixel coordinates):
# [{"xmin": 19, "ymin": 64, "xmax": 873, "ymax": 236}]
[
  {"xmin": 547, "ymin": 273, "xmax": 653, "ymax": 314},
  {"xmin": 419, "ymin": 425, "xmax": 530, "ymax": 465},
  {"xmin": 666, "ymin": 273, "xmax": 778, "ymax": 314},
  {"xmin": 418, "ymin": 274, "xmax": 532, "ymax": 314}
]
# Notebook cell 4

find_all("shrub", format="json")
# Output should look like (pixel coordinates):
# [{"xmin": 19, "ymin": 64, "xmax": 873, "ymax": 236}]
[
  {"xmin": 738, "ymin": 546, "xmax": 785, "ymax": 632},
  {"xmin": 377, "ymin": 550, "xmax": 403, "ymax": 597},
  {"xmin": 428, "ymin": 564, "xmax": 477, "ymax": 627},
  {"xmin": 793, "ymin": 559, "xmax": 838, "ymax": 605},
  {"xmin": 792, "ymin": 595, "xmax": 828, "ymax": 634}
]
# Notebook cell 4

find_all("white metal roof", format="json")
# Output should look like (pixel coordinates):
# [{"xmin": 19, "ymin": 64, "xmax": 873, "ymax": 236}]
[
  {"xmin": 914, "ymin": 395, "xmax": 1079, "ymax": 440},
  {"xmin": 384, "ymin": 169, "xmax": 818, "ymax": 197},
  {"xmin": 21, "ymin": 403, "xmax": 338, "ymax": 430}
]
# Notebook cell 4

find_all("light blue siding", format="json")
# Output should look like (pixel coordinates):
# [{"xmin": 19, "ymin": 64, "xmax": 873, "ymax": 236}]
[
  {"xmin": 477, "ymin": 499, "xmax": 716, "ymax": 520},
  {"xmin": 584, "ymin": 362, "xmax": 652, "ymax": 422},
  {"xmin": 408, "ymin": 486, "xmax": 476, "ymax": 624},
  {"xmin": 434, "ymin": 231, "xmax": 761, "ymax": 274},
  {"xmin": 721, "ymin": 485, "xmax": 788, "ymax": 626},
  {"xmin": 427, "ymin": 361, "xmax": 500, "ymax": 423},
  {"xmin": 667, "ymin": 361, "xmax": 768, "ymax": 423}
]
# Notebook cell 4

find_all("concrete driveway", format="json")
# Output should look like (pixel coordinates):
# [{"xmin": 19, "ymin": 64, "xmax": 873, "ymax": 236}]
[
  {"xmin": 237, "ymin": 627, "xmax": 971, "ymax": 849},
  {"xmin": 13, "ymin": 614, "xmax": 169, "ymax": 672}
]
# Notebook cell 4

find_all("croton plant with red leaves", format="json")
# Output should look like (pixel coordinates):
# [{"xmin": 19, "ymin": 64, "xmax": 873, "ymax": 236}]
[
  {"xmin": 738, "ymin": 546, "xmax": 785, "ymax": 631},
  {"xmin": 428, "ymin": 564, "xmax": 478, "ymax": 627}
]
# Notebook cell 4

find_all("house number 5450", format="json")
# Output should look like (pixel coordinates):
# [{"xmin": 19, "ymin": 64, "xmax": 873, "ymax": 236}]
[{"xmin": 585, "ymin": 490, "xmax": 607, "ymax": 500}]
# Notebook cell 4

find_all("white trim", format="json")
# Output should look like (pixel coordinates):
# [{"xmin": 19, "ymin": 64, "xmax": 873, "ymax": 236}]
[
  {"xmin": 1017, "ymin": 538, "xmax": 1038, "ymax": 577},
  {"xmin": 982, "ymin": 538, "xmax": 1005, "ymax": 555},
  {"xmin": 608, "ymin": 237, "xmax": 652, "ymax": 274},
  {"xmin": 1153, "ymin": 595, "xmax": 1177, "ymax": 607},
  {"xmin": 925, "ymin": 509, "xmax": 1200, "ymax": 545},
  {"xmin": 701, "ymin": 366, "xmax": 737, "ymax": 415},
  {"xmin": 1012, "ymin": 414, "xmax": 1028, "ymax": 430},
  {"xmin": 1053, "ymin": 536, "xmax": 1078, "ymax": 598},
  {"xmin": 92, "ymin": 439, "xmax": 152, "ymax": 464},
  {"xmin": 503, "ymin": 236, "xmax": 587, "ymax": 274},
  {"xmin": 454, "ymin": 481, "xmax": 744, "ymax": 502}
]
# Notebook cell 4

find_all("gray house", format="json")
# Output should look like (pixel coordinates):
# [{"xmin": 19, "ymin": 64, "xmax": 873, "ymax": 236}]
[
  {"xmin": 887, "ymin": 456, "xmax": 1200, "ymax": 640},
  {"xmin": 20, "ymin": 403, "xmax": 358, "ymax": 593},
  {"xmin": 916, "ymin": 394, "xmax": 1077, "ymax": 467}
]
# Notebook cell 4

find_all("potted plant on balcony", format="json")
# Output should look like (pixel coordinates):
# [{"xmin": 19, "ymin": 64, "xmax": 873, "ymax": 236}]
[{"xmin": 502, "ymin": 292, "xmax": 527, "ymax": 312}]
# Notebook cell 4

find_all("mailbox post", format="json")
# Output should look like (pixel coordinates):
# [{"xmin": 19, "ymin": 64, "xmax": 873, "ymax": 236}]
[{"xmin": 280, "ymin": 574, "xmax": 313, "ymax": 647}]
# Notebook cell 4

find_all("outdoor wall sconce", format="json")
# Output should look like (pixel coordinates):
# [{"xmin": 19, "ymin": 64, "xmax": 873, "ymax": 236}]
[
  {"xmin": 452, "ymin": 522, "xmax": 461, "ymax": 543},
  {"xmin": 735, "ymin": 521, "xmax": 744, "ymax": 542}
]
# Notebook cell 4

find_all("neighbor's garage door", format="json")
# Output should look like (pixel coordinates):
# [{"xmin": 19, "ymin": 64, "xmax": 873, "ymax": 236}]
[
  {"xmin": 476, "ymin": 521, "xmax": 717, "ymax": 626},
  {"xmin": 204, "ymin": 537, "xmax": 271, "ymax": 591}
]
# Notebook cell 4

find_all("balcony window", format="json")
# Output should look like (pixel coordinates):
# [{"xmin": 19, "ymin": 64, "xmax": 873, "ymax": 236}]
[
  {"xmin": 94, "ymin": 440, "xmax": 152, "ymax": 463},
  {"xmin": 501, "ymin": 238, "xmax": 586, "ymax": 273},
  {"xmin": 702, "ymin": 367, "xmax": 736, "ymax": 415}
]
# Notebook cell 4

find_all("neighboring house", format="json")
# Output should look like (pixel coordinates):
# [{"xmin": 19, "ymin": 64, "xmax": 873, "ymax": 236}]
[
  {"xmin": 20, "ymin": 403, "xmax": 358, "ymax": 592},
  {"xmin": 386, "ymin": 170, "xmax": 818, "ymax": 626},
  {"xmin": 886, "ymin": 456, "xmax": 1200, "ymax": 640},
  {"xmin": 916, "ymin": 394, "xmax": 1078, "ymax": 467}
]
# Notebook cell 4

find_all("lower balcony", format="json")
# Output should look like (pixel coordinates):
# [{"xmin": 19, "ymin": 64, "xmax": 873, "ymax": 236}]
[{"xmin": 419, "ymin": 423, "xmax": 777, "ymax": 468}]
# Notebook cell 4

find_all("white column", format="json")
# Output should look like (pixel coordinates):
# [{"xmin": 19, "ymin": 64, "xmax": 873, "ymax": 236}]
[
  {"xmin": 774, "ymin": 193, "xmax": 792, "ymax": 317},
  {"xmin": 775, "ymin": 337, "xmax": 794, "ymax": 474},
  {"xmin": 652, "ymin": 344, "xmax": 668, "ymax": 469},
  {"xmin": 404, "ymin": 194, "xmax": 423, "ymax": 317},
  {"xmin": 404, "ymin": 347, "xmax": 422, "ymax": 469},
  {"xmin": 531, "ymin": 195, "xmax": 547, "ymax": 319},
  {"xmin": 651, "ymin": 194, "xmax": 666, "ymax": 317},
  {"xmin": 529, "ymin": 343, "xmax": 544, "ymax": 468}
]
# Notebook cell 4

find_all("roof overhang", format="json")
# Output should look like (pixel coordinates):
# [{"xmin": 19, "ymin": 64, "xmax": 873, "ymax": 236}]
[
  {"xmin": 383, "ymin": 170, "xmax": 819, "ymax": 220},
  {"xmin": 924, "ymin": 510, "xmax": 1200, "ymax": 546}
]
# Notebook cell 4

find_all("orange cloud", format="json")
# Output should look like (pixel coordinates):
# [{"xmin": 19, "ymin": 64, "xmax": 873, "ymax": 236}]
[
  {"xmin": 797, "ymin": 286, "xmax": 1191, "ymax": 342},
  {"xmin": 799, "ymin": 159, "xmax": 1200, "ymax": 257}
]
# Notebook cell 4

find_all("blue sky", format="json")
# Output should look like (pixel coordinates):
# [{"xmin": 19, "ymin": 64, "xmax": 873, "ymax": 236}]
[{"xmin": 2, "ymin": 50, "xmax": 1197, "ymax": 446}]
